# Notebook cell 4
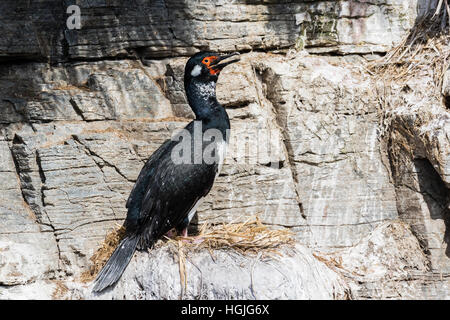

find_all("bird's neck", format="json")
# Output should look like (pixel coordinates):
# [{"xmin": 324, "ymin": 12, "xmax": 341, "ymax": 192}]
[{"xmin": 186, "ymin": 80, "xmax": 225, "ymax": 121}]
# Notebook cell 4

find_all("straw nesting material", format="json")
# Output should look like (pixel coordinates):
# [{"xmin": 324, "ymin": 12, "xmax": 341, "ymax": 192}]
[{"xmin": 81, "ymin": 216, "xmax": 295, "ymax": 283}]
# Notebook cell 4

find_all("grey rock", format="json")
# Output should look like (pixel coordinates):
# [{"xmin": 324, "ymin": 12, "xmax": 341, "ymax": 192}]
[
  {"xmin": 0, "ymin": 0, "xmax": 427, "ymax": 62},
  {"xmin": 0, "ymin": 60, "xmax": 173, "ymax": 124},
  {"xmin": 0, "ymin": 281, "xmax": 60, "ymax": 300},
  {"xmin": 2, "ymin": 50, "xmax": 449, "ymax": 299},
  {"xmin": 75, "ymin": 243, "xmax": 349, "ymax": 300},
  {"xmin": 386, "ymin": 101, "xmax": 450, "ymax": 275},
  {"xmin": 247, "ymin": 52, "xmax": 398, "ymax": 251},
  {"xmin": 0, "ymin": 140, "xmax": 60, "ymax": 287},
  {"xmin": 326, "ymin": 221, "xmax": 449, "ymax": 299}
]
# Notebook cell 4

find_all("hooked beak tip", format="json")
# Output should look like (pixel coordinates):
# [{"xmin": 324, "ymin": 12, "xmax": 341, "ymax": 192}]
[
  {"xmin": 211, "ymin": 52, "xmax": 241, "ymax": 70},
  {"xmin": 222, "ymin": 52, "xmax": 240, "ymax": 61}
]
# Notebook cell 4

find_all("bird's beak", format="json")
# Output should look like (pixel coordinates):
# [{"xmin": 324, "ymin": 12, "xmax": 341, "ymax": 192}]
[{"xmin": 210, "ymin": 52, "xmax": 240, "ymax": 70}]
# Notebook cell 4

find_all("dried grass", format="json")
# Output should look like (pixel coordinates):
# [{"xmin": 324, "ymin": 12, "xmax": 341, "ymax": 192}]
[
  {"xmin": 51, "ymin": 280, "xmax": 70, "ymax": 300},
  {"xmin": 165, "ymin": 216, "xmax": 295, "ymax": 255},
  {"xmin": 80, "ymin": 224, "xmax": 126, "ymax": 283},
  {"xmin": 368, "ymin": 4, "xmax": 450, "ymax": 96},
  {"xmin": 166, "ymin": 216, "xmax": 296, "ymax": 294},
  {"xmin": 81, "ymin": 217, "xmax": 295, "ymax": 289}
]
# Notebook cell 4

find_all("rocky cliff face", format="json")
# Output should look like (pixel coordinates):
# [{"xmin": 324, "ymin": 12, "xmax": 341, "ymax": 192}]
[
  {"xmin": 0, "ymin": 0, "xmax": 448, "ymax": 299},
  {"xmin": 0, "ymin": 0, "xmax": 429, "ymax": 61}
]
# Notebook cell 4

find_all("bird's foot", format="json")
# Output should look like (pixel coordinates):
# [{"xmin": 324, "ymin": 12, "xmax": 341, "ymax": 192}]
[
  {"xmin": 189, "ymin": 236, "xmax": 204, "ymax": 244},
  {"xmin": 166, "ymin": 228, "xmax": 204, "ymax": 244},
  {"xmin": 180, "ymin": 228, "xmax": 204, "ymax": 244}
]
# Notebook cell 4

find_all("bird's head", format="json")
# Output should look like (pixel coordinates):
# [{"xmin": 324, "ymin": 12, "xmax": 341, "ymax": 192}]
[{"xmin": 184, "ymin": 51, "xmax": 240, "ymax": 84}]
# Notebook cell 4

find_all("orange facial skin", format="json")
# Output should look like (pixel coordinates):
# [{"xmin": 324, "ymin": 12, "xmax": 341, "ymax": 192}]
[{"xmin": 202, "ymin": 56, "xmax": 220, "ymax": 75}]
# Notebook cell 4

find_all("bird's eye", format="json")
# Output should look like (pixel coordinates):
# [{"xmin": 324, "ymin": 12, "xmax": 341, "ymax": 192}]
[{"xmin": 204, "ymin": 59, "xmax": 209, "ymax": 63}]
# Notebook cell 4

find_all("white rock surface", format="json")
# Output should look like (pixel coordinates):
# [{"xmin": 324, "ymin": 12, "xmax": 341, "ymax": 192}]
[
  {"xmin": 75, "ymin": 244, "xmax": 349, "ymax": 300},
  {"xmin": 327, "ymin": 221, "xmax": 449, "ymax": 299}
]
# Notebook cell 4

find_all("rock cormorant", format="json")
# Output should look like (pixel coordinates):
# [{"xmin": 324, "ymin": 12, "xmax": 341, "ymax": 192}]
[{"xmin": 92, "ymin": 52, "xmax": 240, "ymax": 292}]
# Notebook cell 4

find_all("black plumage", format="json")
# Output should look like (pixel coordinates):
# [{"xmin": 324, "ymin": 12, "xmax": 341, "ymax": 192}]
[{"xmin": 92, "ymin": 51, "xmax": 240, "ymax": 292}]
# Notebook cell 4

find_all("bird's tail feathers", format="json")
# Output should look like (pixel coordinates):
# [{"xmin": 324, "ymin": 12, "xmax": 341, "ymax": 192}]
[{"xmin": 92, "ymin": 235, "xmax": 139, "ymax": 293}]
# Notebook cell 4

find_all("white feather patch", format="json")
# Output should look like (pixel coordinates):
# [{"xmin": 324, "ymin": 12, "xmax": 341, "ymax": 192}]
[
  {"xmin": 191, "ymin": 65, "xmax": 202, "ymax": 77},
  {"xmin": 194, "ymin": 81, "xmax": 216, "ymax": 99},
  {"xmin": 187, "ymin": 198, "xmax": 202, "ymax": 222},
  {"xmin": 216, "ymin": 140, "xmax": 227, "ymax": 178}
]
